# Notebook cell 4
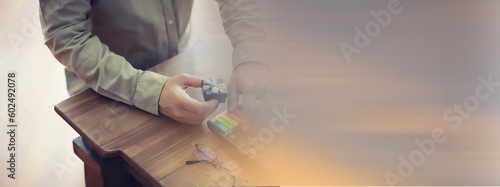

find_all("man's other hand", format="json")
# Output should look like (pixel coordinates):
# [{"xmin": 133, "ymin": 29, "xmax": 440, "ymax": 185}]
[
  {"xmin": 227, "ymin": 61, "xmax": 275, "ymax": 130},
  {"xmin": 159, "ymin": 73, "xmax": 219, "ymax": 125}
]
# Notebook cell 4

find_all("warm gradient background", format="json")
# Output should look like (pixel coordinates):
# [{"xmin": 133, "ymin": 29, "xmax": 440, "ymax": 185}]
[
  {"xmin": 1, "ymin": 0, "xmax": 500, "ymax": 186},
  {"xmin": 260, "ymin": 0, "xmax": 500, "ymax": 185}
]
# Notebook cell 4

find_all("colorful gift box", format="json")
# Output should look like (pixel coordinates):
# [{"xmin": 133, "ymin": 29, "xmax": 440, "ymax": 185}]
[{"xmin": 202, "ymin": 79, "xmax": 227, "ymax": 103}]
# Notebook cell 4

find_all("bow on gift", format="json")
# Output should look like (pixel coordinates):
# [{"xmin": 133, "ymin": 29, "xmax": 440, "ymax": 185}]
[{"xmin": 203, "ymin": 79, "xmax": 226, "ymax": 93}]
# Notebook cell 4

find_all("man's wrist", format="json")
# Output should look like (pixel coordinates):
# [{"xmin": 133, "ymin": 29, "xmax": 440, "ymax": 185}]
[
  {"xmin": 133, "ymin": 71, "xmax": 169, "ymax": 116},
  {"xmin": 233, "ymin": 61, "xmax": 270, "ymax": 71}
]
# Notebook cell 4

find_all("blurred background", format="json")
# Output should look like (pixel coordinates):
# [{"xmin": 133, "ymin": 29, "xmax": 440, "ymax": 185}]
[
  {"xmin": 261, "ymin": 0, "xmax": 500, "ymax": 185},
  {"xmin": 1, "ymin": 0, "xmax": 500, "ymax": 186},
  {"xmin": 0, "ymin": 0, "xmax": 82, "ymax": 186}
]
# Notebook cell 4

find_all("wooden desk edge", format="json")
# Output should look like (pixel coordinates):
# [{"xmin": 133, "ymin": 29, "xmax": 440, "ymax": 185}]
[
  {"xmin": 121, "ymin": 149, "xmax": 163, "ymax": 186},
  {"xmin": 54, "ymin": 95, "xmax": 119, "ymax": 158},
  {"xmin": 54, "ymin": 91, "xmax": 164, "ymax": 186}
]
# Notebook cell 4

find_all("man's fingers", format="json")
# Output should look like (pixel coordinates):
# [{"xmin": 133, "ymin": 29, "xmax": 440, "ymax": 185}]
[
  {"xmin": 184, "ymin": 99, "xmax": 218, "ymax": 124},
  {"xmin": 227, "ymin": 76, "xmax": 240, "ymax": 113},
  {"xmin": 159, "ymin": 73, "xmax": 220, "ymax": 125},
  {"xmin": 178, "ymin": 92, "xmax": 218, "ymax": 115},
  {"xmin": 199, "ymin": 99, "xmax": 219, "ymax": 115},
  {"xmin": 179, "ymin": 73, "xmax": 203, "ymax": 88},
  {"xmin": 176, "ymin": 96, "xmax": 218, "ymax": 125},
  {"xmin": 240, "ymin": 94, "xmax": 256, "ymax": 131}
]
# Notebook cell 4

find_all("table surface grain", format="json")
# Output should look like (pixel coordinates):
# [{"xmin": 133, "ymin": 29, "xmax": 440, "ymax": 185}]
[{"xmin": 55, "ymin": 34, "xmax": 276, "ymax": 186}]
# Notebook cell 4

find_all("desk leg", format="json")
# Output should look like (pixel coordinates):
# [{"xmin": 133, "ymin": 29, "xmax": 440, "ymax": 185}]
[{"xmin": 73, "ymin": 136, "xmax": 142, "ymax": 187}]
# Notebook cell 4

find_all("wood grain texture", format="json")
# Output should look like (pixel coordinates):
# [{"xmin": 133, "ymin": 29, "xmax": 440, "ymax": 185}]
[{"xmin": 55, "ymin": 35, "xmax": 274, "ymax": 186}]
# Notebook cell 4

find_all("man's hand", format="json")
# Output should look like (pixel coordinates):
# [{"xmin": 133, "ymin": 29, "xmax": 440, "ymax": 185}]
[
  {"xmin": 159, "ymin": 73, "xmax": 219, "ymax": 125},
  {"xmin": 227, "ymin": 62, "xmax": 274, "ymax": 130}
]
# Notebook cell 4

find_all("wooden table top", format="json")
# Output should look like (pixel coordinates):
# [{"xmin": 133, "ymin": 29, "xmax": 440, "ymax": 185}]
[{"xmin": 54, "ymin": 34, "xmax": 277, "ymax": 186}]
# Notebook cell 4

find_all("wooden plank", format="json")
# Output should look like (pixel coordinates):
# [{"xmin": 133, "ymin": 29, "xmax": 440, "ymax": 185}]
[{"xmin": 54, "ymin": 35, "xmax": 238, "ymax": 186}]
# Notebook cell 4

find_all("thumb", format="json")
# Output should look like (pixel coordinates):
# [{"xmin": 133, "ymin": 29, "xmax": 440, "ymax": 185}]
[
  {"xmin": 201, "ymin": 99, "xmax": 219, "ymax": 115},
  {"xmin": 179, "ymin": 92, "xmax": 218, "ymax": 115}
]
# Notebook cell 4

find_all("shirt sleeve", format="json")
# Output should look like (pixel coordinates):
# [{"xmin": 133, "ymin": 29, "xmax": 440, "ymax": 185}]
[
  {"xmin": 39, "ymin": 0, "xmax": 167, "ymax": 115},
  {"xmin": 215, "ymin": 0, "xmax": 267, "ymax": 68}
]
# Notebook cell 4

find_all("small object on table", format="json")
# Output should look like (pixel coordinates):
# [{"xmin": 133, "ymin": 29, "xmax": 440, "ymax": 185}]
[{"xmin": 202, "ymin": 79, "xmax": 227, "ymax": 103}]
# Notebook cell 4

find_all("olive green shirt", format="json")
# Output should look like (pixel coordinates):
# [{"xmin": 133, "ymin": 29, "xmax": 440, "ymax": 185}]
[{"xmin": 39, "ymin": 0, "xmax": 265, "ymax": 115}]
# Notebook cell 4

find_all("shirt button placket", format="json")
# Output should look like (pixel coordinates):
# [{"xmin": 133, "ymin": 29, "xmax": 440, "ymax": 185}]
[{"xmin": 162, "ymin": 0, "xmax": 179, "ymax": 58}]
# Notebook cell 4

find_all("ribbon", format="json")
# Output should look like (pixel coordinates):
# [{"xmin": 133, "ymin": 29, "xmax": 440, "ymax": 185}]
[{"xmin": 203, "ymin": 79, "xmax": 225, "ymax": 93}]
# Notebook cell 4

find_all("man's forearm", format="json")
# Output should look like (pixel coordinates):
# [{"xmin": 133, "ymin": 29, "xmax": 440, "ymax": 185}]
[
  {"xmin": 215, "ymin": 0, "xmax": 267, "ymax": 68},
  {"xmin": 40, "ymin": 0, "xmax": 168, "ymax": 115}
]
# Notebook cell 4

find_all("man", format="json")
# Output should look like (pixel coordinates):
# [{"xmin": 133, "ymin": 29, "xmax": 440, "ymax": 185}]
[{"xmin": 39, "ymin": 0, "xmax": 271, "ymax": 126}]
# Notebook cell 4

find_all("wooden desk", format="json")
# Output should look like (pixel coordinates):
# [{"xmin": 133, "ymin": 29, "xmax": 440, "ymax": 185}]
[{"xmin": 55, "ymin": 35, "xmax": 276, "ymax": 186}]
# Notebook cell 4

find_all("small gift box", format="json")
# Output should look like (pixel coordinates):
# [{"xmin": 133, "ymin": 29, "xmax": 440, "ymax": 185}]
[{"xmin": 202, "ymin": 79, "xmax": 227, "ymax": 103}]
